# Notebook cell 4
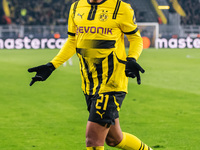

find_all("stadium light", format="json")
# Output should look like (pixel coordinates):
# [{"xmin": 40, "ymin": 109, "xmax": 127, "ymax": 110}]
[{"xmin": 158, "ymin": 5, "xmax": 170, "ymax": 9}]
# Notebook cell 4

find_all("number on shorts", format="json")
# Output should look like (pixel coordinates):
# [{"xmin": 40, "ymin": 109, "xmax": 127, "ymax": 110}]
[{"xmin": 96, "ymin": 94, "xmax": 109, "ymax": 110}]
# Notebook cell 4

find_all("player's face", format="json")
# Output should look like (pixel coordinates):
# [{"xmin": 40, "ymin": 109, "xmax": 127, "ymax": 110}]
[{"xmin": 90, "ymin": 0, "xmax": 103, "ymax": 3}]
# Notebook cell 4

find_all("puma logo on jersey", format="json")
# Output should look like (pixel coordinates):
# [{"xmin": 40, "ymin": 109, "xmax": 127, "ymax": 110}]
[
  {"xmin": 77, "ymin": 13, "xmax": 84, "ymax": 18},
  {"xmin": 76, "ymin": 26, "xmax": 113, "ymax": 35},
  {"xmin": 96, "ymin": 111, "xmax": 105, "ymax": 119}
]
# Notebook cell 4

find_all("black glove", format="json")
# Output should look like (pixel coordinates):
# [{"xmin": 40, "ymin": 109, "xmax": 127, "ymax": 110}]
[
  {"xmin": 28, "ymin": 62, "xmax": 55, "ymax": 86},
  {"xmin": 125, "ymin": 58, "xmax": 145, "ymax": 85}
]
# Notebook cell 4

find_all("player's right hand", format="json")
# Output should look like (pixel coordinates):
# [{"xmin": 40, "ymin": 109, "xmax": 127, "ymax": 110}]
[{"xmin": 28, "ymin": 63, "xmax": 55, "ymax": 86}]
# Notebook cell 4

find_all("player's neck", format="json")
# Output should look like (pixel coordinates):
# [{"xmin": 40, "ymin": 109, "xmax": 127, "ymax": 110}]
[{"xmin": 89, "ymin": 0, "xmax": 103, "ymax": 3}]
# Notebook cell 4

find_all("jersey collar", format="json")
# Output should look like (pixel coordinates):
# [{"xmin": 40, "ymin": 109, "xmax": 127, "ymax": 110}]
[{"xmin": 87, "ymin": 0, "xmax": 107, "ymax": 5}]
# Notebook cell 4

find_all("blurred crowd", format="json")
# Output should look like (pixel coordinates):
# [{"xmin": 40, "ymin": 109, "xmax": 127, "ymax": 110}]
[
  {"xmin": 8, "ymin": 0, "xmax": 74, "ymax": 25},
  {"xmin": 3, "ymin": 0, "xmax": 200, "ymax": 26},
  {"xmin": 6, "ymin": 0, "xmax": 145, "ymax": 25},
  {"xmin": 179, "ymin": 0, "xmax": 200, "ymax": 25}
]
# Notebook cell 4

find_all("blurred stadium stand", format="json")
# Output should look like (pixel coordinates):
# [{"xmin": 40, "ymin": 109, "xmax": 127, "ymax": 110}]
[
  {"xmin": 0, "ymin": 0, "xmax": 200, "ymax": 39},
  {"xmin": 8, "ymin": 0, "xmax": 73, "ymax": 25},
  {"xmin": 124, "ymin": 0, "xmax": 158, "ymax": 22},
  {"xmin": 179, "ymin": 0, "xmax": 200, "ymax": 25}
]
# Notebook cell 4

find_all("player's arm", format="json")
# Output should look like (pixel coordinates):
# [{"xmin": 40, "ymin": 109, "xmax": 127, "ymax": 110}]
[
  {"xmin": 50, "ymin": 35, "xmax": 76, "ymax": 68},
  {"xmin": 119, "ymin": 3, "xmax": 144, "ymax": 84},
  {"xmin": 126, "ymin": 31, "xmax": 143, "ymax": 61},
  {"xmin": 28, "ymin": 3, "xmax": 77, "ymax": 86}
]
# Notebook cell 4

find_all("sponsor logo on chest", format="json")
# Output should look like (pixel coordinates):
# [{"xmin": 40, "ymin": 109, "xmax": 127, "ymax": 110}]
[{"xmin": 76, "ymin": 26, "xmax": 112, "ymax": 35}]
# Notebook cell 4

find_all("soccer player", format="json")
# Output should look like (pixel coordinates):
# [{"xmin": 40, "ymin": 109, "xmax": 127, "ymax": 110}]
[{"xmin": 28, "ymin": 0, "xmax": 153, "ymax": 149}]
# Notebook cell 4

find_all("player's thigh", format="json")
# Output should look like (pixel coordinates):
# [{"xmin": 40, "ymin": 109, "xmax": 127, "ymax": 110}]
[{"xmin": 106, "ymin": 118, "xmax": 123, "ymax": 146}]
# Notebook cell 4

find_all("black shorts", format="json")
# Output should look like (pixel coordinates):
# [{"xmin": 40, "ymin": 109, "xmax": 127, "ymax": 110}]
[{"xmin": 85, "ymin": 92, "xmax": 126, "ymax": 125}]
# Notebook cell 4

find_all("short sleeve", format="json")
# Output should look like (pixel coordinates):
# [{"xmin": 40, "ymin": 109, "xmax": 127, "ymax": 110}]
[{"xmin": 118, "ymin": 3, "xmax": 138, "ymax": 34}]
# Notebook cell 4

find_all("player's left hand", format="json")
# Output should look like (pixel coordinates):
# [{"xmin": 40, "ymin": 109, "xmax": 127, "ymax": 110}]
[{"xmin": 125, "ymin": 58, "xmax": 145, "ymax": 85}]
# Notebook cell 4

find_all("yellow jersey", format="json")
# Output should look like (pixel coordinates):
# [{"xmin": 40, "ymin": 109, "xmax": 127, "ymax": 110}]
[{"xmin": 51, "ymin": 0, "xmax": 143, "ymax": 95}]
